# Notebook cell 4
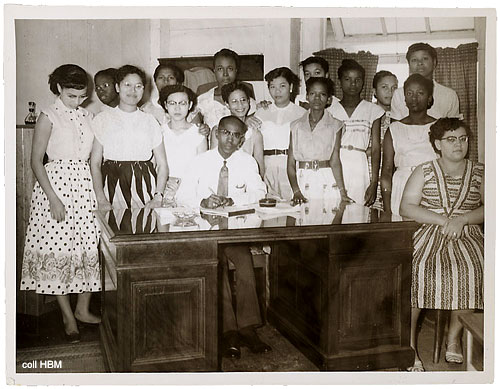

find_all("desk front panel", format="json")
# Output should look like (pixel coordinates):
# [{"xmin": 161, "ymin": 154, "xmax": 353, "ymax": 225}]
[{"xmin": 96, "ymin": 204, "xmax": 416, "ymax": 372}]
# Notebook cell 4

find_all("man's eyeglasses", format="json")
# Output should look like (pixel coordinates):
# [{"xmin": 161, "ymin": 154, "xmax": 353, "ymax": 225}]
[
  {"xmin": 166, "ymin": 100, "xmax": 189, "ymax": 107},
  {"xmin": 218, "ymin": 128, "xmax": 244, "ymax": 140},
  {"xmin": 441, "ymin": 135, "xmax": 469, "ymax": 144}
]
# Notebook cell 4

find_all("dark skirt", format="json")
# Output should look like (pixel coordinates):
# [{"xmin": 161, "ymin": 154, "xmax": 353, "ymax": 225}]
[{"xmin": 102, "ymin": 160, "xmax": 157, "ymax": 209}]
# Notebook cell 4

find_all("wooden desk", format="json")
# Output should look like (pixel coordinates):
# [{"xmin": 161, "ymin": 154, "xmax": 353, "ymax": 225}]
[
  {"xmin": 458, "ymin": 312, "xmax": 484, "ymax": 371},
  {"xmin": 96, "ymin": 203, "xmax": 416, "ymax": 372}
]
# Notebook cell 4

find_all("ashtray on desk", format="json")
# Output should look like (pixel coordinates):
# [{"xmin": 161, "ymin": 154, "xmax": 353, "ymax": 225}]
[
  {"xmin": 259, "ymin": 198, "xmax": 277, "ymax": 208},
  {"xmin": 172, "ymin": 209, "xmax": 199, "ymax": 227}
]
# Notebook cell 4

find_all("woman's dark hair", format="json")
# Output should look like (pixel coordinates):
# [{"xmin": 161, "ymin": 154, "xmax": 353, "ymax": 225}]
[
  {"xmin": 300, "ymin": 56, "xmax": 329, "ymax": 74},
  {"xmin": 213, "ymin": 48, "xmax": 240, "ymax": 70},
  {"xmin": 158, "ymin": 84, "xmax": 197, "ymax": 113},
  {"xmin": 221, "ymin": 81, "xmax": 252, "ymax": 103},
  {"xmin": 305, "ymin": 77, "xmax": 335, "ymax": 97},
  {"xmin": 337, "ymin": 59, "xmax": 365, "ymax": 81},
  {"xmin": 115, "ymin": 65, "xmax": 147, "ymax": 86},
  {"xmin": 265, "ymin": 67, "xmax": 300, "ymax": 102},
  {"xmin": 403, "ymin": 73, "xmax": 434, "ymax": 109},
  {"xmin": 372, "ymin": 70, "xmax": 397, "ymax": 89},
  {"xmin": 94, "ymin": 68, "xmax": 117, "ymax": 83},
  {"xmin": 403, "ymin": 73, "xmax": 433, "ymax": 95},
  {"xmin": 429, "ymin": 118, "xmax": 472, "ymax": 154},
  {"xmin": 48, "ymin": 64, "xmax": 88, "ymax": 95},
  {"xmin": 154, "ymin": 63, "xmax": 184, "ymax": 84}
]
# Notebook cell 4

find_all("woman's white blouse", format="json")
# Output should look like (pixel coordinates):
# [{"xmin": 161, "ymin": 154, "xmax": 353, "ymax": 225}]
[
  {"xmin": 43, "ymin": 98, "xmax": 95, "ymax": 161},
  {"xmin": 93, "ymin": 107, "xmax": 163, "ymax": 161},
  {"xmin": 162, "ymin": 123, "xmax": 206, "ymax": 179}
]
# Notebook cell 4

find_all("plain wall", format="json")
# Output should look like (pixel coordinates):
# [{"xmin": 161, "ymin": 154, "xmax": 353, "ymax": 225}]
[
  {"xmin": 16, "ymin": 19, "xmax": 152, "ymax": 121},
  {"xmin": 16, "ymin": 18, "xmax": 293, "ymax": 122}
]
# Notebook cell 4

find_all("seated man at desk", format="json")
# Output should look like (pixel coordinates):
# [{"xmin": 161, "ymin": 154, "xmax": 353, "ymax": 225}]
[{"xmin": 176, "ymin": 115, "xmax": 270, "ymax": 359}]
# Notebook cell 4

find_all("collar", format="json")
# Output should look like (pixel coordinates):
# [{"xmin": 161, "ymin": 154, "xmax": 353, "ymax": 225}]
[
  {"xmin": 216, "ymin": 148, "xmax": 239, "ymax": 162},
  {"xmin": 54, "ymin": 97, "xmax": 88, "ymax": 117}
]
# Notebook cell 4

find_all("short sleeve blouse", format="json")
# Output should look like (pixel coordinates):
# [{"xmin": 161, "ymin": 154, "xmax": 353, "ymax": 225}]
[
  {"xmin": 93, "ymin": 107, "xmax": 163, "ymax": 161},
  {"xmin": 328, "ymin": 100, "xmax": 385, "ymax": 151},
  {"xmin": 291, "ymin": 111, "xmax": 344, "ymax": 161},
  {"xmin": 43, "ymin": 98, "xmax": 95, "ymax": 161}
]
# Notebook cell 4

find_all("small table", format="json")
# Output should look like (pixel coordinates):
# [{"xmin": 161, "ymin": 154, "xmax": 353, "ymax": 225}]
[{"xmin": 458, "ymin": 312, "xmax": 483, "ymax": 371}]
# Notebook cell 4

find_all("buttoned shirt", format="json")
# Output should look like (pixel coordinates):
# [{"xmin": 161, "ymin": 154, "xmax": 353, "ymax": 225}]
[
  {"xmin": 290, "ymin": 111, "xmax": 344, "ymax": 161},
  {"xmin": 44, "ymin": 98, "xmax": 94, "ymax": 161},
  {"xmin": 176, "ymin": 149, "xmax": 266, "ymax": 208}
]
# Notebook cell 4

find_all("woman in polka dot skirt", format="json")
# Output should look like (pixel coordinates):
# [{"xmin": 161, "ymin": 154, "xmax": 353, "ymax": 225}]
[{"xmin": 20, "ymin": 64, "xmax": 101, "ymax": 343}]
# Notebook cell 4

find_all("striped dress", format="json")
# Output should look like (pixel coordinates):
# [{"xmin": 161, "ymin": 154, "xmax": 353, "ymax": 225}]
[{"xmin": 412, "ymin": 159, "xmax": 484, "ymax": 310}]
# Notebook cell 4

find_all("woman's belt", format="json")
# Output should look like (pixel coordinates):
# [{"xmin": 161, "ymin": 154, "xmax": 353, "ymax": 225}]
[
  {"xmin": 297, "ymin": 160, "xmax": 329, "ymax": 170},
  {"xmin": 264, "ymin": 149, "xmax": 288, "ymax": 156},
  {"xmin": 341, "ymin": 145, "xmax": 365, "ymax": 152}
]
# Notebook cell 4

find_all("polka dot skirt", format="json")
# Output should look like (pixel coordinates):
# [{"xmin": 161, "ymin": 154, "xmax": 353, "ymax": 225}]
[{"xmin": 21, "ymin": 160, "xmax": 102, "ymax": 295}]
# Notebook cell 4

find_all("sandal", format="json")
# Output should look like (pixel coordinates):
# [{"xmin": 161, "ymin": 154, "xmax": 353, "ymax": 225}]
[
  {"xmin": 445, "ymin": 342, "xmax": 463, "ymax": 364},
  {"xmin": 407, "ymin": 359, "xmax": 425, "ymax": 372}
]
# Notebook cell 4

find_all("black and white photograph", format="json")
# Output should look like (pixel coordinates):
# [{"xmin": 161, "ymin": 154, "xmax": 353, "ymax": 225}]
[{"xmin": 3, "ymin": 3, "xmax": 496, "ymax": 386}]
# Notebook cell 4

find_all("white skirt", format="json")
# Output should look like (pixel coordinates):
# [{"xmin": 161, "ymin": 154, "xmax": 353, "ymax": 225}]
[{"xmin": 340, "ymin": 149, "xmax": 369, "ymax": 205}]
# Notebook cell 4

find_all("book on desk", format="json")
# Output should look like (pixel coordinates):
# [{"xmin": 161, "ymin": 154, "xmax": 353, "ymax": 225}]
[{"xmin": 200, "ymin": 205, "xmax": 256, "ymax": 217}]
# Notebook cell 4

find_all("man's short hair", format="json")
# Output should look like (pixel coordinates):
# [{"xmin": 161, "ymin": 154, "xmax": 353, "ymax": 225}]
[
  {"xmin": 213, "ymin": 48, "xmax": 240, "ymax": 70},
  {"xmin": 406, "ymin": 42, "xmax": 438, "ymax": 65},
  {"xmin": 219, "ymin": 115, "xmax": 247, "ymax": 133}
]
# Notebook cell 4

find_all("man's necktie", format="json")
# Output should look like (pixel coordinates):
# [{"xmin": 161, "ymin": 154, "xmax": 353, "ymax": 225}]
[{"xmin": 217, "ymin": 160, "xmax": 228, "ymax": 197}]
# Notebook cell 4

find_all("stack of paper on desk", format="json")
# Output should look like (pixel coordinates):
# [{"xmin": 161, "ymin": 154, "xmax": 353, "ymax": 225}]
[
  {"xmin": 256, "ymin": 202, "xmax": 301, "ymax": 219},
  {"xmin": 200, "ymin": 205, "xmax": 256, "ymax": 217}
]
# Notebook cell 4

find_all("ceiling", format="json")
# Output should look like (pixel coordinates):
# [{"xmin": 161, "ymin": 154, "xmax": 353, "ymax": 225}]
[{"xmin": 326, "ymin": 17, "xmax": 476, "ymax": 43}]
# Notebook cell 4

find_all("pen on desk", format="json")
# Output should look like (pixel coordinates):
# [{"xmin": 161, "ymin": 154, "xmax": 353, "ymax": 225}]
[{"xmin": 208, "ymin": 188, "xmax": 222, "ymax": 208}]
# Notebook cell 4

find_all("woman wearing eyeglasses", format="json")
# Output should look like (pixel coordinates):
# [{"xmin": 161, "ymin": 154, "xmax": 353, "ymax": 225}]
[
  {"xmin": 209, "ymin": 82, "xmax": 265, "ymax": 179},
  {"xmin": 400, "ymin": 118, "xmax": 484, "ymax": 372},
  {"xmin": 90, "ymin": 65, "xmax": 168, "ymax": 210},
  {"xmin": 380, "ymin": 74, "xmax": 438, "ymax": 220},
  {"xmin": 94, "ymin": 68, "xmax": 119, "ymax": 109},
  {"xmin": 158, "ymin": 84, "xmax": 207, "ymax": 205}
]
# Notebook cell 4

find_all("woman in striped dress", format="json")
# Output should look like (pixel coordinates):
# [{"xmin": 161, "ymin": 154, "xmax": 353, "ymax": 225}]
[
  {"xmin": 91, "ymin": 65, "xmax": 168, "ymax": 210},
  {"xmin": 400, "ymin": 118, "xmax": 484, "ymax": 372}
]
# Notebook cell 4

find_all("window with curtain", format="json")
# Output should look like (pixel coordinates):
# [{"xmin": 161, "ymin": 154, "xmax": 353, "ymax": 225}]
[
  {"xmin": 434, "ymin": 42, "xmax": 479, "ymax": 162},
  {"xmin": 312, "ymin": 47, "xmax": 380, "ymax": 102}
]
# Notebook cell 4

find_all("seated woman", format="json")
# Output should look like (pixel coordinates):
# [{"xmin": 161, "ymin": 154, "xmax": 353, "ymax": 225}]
[
  {"xmin": 400, "ymin": 118, "xmax": 484, "ymax": 372},
  {"xmin": 90, "ymin": 65, "xmax": 168, "ymax": 210},
  {"xmin": 210, "ymin": 81, "xmax": 265, "ymax": 178}
]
